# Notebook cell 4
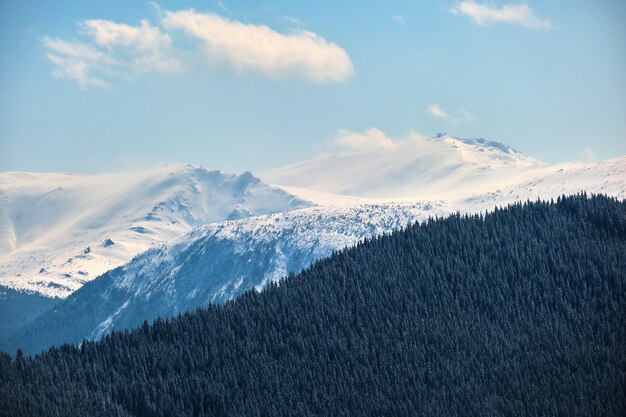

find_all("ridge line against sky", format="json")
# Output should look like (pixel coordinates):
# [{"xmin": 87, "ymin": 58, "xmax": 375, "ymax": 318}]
[{"xmin": 0, "ymin": 1, "xmax": 624, "ymax": 173}]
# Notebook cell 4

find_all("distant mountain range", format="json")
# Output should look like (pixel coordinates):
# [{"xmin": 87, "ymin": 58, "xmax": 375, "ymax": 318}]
[
  {"xmin": 1, "ymin": 135, "xmax": 624, "ymax": 354},
  {"xmin": 0, "ymin": 166, "xmax": 308, "ymax": 298}
]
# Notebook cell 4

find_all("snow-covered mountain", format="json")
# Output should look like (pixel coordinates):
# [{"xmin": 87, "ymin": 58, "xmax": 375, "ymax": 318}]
[
  {"xmin": 261, "ymin": 135, "xmax": 545, "ymax": 199},
  {"xmin": 5, "ymin": 201, "xmax": 448, "ymax": 354},
  {"xmin": 2, "ymin": 136, "xmax": 624, "ymax": 355},
  {"xmin": 6, "ymin": 154, "xmax": 625, "ymax": 355},
  {"xmin": 0, "ymin": 166, "xmax": 309, "ymax": 298},
  {"xmin": 455, "ymin": 156, "xmax": 626, "ymax": 213}
]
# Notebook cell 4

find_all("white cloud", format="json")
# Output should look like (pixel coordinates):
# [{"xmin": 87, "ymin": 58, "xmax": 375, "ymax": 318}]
[
  {"xmin": 334, "ymin": 128, "xmax": 396, "ymax": 152},
  {"xmin": 161, "ymin": 9, "xmax": 353, "ymax": 82},
  {"xmin": 43, "ymin": 37, "xmax": 113, "ymax": 89},
  {"xmin": 428, "ymin": 104, "xmax": 474, "ymax": 125},
  {"xmin": 81, "ymin": 19, "xmax": 181, "ymax": 74},
  {"xmin": 44, "ymin": 8, "xmax": 353, "ymax": 88},
  {"xmin": 282, "ymin": 15, "xmax": 303, "ymax": 26},
  {"xmin": 43, "ymin": 19, "xmax": 181, "ymax": 89},
  {"xmin": 392, "ymin": 15, "xmax": 405, "ymax": 25},
  {"xmin": 333, "ymin": 128, "xmax": 426, "ymax": 153},
  {"xmin": 458, "ymin": 109, "xmax": 475, "ymax": 123},
  {"xmin": 428, "ymin": 104, "xmax": 449, "ymax": 119},
  {"xmin": 451, "ymin": 2, "xmax": 553, "ymax": 31},
  {"xmin": 216, "ymin": 1, "xmax": 233, "ymax": 16}
]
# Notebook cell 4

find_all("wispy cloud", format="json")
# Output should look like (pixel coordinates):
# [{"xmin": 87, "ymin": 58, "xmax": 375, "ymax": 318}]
[
  {"xmin": 457, "ymin": 109, "xmax": 474, "ymax": 123},
  {"xmin": 428, "ymin": 104, "xmax": 474, "ymax": 124},
  {"xmin": 216, "ymin": 1, "xmax": 233, "ymax": 16},
  {"xmin": 43, "ymin": 37, "xmax": 114, "ymax": 89},
  {"xmin": 82, "ymin": 19, "xmax": 182, "ymax": 74},
  {"xmin": 162, "ymin": 9, "xmax": 353, "ymax": 83},
  {"xmin": 332, "ymin": 128, "xmax": 426, "ymax": 153},
  {"xmin": 428, "ymin": 104, "xmax": 449, "ymax": 119},
  {"xmin": 334, "ymin": 128, "xmax": 396, "ymax": 152},
  {"xmin": 282, "ymin": 15, "xmax": 304, "ymax": 26},
  {"xmin": 451, "ymin": 2, "xmax": 553, "ymax": 31},
  {"xmin": 392, "ymin": 15, "xmax": 405, "ymax": 25},
  {"xmin": 43, "ymin": 19, "xmax": 181, "ymax": 89}
]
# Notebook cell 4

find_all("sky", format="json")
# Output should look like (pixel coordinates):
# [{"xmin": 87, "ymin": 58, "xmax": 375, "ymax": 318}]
[{"xmin": 0, "ymin": 0, "xmax": 624, "ymax": 174}]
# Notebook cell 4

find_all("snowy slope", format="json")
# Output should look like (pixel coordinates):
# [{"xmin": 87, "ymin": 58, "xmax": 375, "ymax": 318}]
[
  {"xmin": 7, "ymin": 152, "xmax": 625, "ymax": 355},
  {"xmin": 87, "ymin": 155, "xmax": 626, "ymax": 330},
  {"xmin": 6, "ymin": 201, "xmax": 449, "ymax": 354},
  {"xmin": 0, "ymin": 166, "xmax": 309, "ymax": 298},
  {"xmin": 261, "ymin": 135, "xmax": 545, "ymax": 199},
  {"xmin": 2, "ymin": 135, "xmax": 624, "ymax": 354},
  {"xmin": 456, "ymin": 156, "xmax": 626, "ymax": 213}
]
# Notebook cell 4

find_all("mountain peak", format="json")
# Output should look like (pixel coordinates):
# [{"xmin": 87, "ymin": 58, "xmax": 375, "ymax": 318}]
[
  {"xmin": 0, "ymin": 167, "xmax": 309, "ymax": 298},
  {"xmin": 433, "ymin": 135, "xmax": 514, "ymax": 153},
  {"xmin": 261, "ymin": 136, "xmax": 543, "ymax": 199},
  {"xmin": 429, "ymin": 135, "xmax": 541, "ymax": 169}
]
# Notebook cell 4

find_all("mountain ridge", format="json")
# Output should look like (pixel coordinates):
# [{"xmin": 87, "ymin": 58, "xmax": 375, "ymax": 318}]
[
  {"xmin": 1, "ymin": 139, "xmax": 625, "ymax": 354},
  {"xmin": 261, "ymin": 134, "xmax": 545, "ymax": 199},
  {"xmin": 5, "ymin": 201, "xmax": 449, "ymax": 354},
  {"xmin": 0, "ymin": 165, "xmax": 309, "ymax": 298},
  {"xmin": 5, "ymin": 153, "xmax": 625, "ymax": 354}
]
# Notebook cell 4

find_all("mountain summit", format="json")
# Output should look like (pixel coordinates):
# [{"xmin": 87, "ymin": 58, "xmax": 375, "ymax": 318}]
[{"xmin": 261, "ymin": 135, "xmax": 543, "ymax": 199}]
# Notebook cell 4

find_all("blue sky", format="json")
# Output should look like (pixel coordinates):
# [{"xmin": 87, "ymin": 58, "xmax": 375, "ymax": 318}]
[{"xmin": 1, "ymin": 1, "xmax": 624, "ymax": 174}]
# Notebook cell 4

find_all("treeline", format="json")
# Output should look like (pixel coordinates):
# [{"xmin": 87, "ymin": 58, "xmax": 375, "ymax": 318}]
[{"xmin": 1, "ymin": 194, "xmax": 625, "ymax": 416}]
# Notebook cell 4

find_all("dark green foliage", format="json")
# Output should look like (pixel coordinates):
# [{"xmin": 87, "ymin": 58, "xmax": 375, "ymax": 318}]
[
  {"xmin": 0, "ymin": 287, "xmax": 59, "ymax": 345},
  {"xmin": 1, "ymin": 194, "xmax": 625, "ymax": 417}
]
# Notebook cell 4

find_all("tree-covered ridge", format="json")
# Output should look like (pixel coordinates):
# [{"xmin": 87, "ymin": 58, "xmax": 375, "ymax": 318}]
[{"xmin": 1, "ymin": 194, "xmax": 625, "ymax": 417}]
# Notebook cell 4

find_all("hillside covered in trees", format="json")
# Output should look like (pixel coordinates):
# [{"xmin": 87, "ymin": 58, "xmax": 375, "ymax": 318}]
[{"xmin": 1, "ymin": 194, "xmax": 624, "ymax": 417}]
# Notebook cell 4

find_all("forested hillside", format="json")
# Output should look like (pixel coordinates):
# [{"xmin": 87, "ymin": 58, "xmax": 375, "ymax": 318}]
[
  {"xmin": 3, "ymin": 202, "xmax": 445, "ymax": 356},
  {"xmin": 1, "ymin": 194, "xmax": 624, "ymax": 417}
]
